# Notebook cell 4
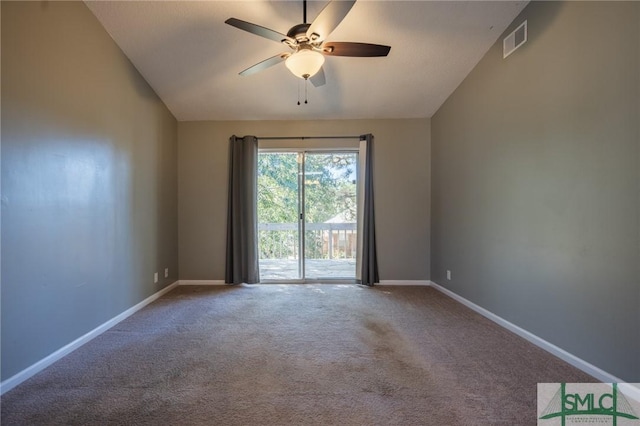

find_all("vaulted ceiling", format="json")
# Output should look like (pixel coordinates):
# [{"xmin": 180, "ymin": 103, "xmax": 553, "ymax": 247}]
[{"xmin": 86, "ymin": 1, "xmax": 528, "ymax": 121}]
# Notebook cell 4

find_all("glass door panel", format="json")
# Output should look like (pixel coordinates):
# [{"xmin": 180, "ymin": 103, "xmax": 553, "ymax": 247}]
[
  {"xmin": 257, "ymin": 152, "xmax": 301, "ymax": 280},
  {"xmin": 303, "ymin": 152, "xmax": 358, "ymax": 279}
]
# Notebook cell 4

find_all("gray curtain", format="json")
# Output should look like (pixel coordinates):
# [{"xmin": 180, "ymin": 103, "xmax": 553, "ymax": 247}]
[
  {"xmin": 360, "ymin": 134, "xmax": 379, "ymax": 286},
  {"xmin": 225, "ymin": 135, "xmax": 260, "ymax": 284}
]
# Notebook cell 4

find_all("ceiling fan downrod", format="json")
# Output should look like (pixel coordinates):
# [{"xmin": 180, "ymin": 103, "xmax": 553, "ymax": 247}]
[{"xmin": 303, "ymin": 0, "xmax": 307, "ymax": 24}]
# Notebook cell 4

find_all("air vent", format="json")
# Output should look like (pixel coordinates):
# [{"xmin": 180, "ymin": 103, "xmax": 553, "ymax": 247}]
[{"xmin": 503, "ymin": 20, "xmax": 527, "ymax": 58}]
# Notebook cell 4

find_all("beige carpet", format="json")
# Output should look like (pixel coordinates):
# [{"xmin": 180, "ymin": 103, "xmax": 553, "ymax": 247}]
[{"xmin": 1, "ymin": 285, "xmax": 594, "ymax": 425}]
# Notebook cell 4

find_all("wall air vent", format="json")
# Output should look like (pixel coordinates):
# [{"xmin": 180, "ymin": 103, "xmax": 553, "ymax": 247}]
[{"xmin": 503, "ymin": 20, "xmax": 527, "ymax": 58}]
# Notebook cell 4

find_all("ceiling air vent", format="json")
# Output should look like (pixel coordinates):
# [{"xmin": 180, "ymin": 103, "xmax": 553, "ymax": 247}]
[{"xmin": 503, "ymin": 20, "xmax": 527, "ymax": 58}]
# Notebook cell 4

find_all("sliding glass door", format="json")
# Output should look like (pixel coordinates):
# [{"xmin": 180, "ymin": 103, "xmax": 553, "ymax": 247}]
[
  {"xmin": 303, "ymin": 152, "xmax": 358, "ymax": 279},
  {"xmin": 257, "ymin": 152, "xmax": 301, "ymax": 280},
  {"xmin": 257, "ymin": 151, "xmax": 358, "ymax": 281}
]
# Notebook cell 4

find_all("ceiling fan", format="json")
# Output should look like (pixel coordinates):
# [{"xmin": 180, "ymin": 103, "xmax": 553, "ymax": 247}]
[{"xmin": 225, "ymin": 0, "xmax": 391, "ymax": 87}]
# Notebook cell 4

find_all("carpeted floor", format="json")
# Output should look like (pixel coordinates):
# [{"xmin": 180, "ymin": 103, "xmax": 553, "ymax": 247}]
[{"xmin": 1, "ymin": 284, "xmax": 595, "ymax": 425}]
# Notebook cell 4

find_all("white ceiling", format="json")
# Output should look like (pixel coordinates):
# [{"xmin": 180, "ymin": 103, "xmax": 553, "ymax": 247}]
[{"xmin": 86, "ymin": 1, "xmax": 528, "ymax": 121}]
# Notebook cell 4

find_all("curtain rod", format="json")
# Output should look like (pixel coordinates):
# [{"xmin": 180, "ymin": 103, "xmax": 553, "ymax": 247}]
[{"xmin": 257, "ymin": 135, "xmax": 362, "ymax": 141}]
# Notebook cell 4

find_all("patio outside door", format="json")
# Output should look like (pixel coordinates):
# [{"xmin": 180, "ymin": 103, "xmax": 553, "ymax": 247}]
[{"xmin": 257, "ymin": 151, "xmax": 358, "ymax": 281}]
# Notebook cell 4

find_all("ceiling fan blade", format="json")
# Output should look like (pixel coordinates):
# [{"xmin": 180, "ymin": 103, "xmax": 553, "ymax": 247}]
[
  {"xmin": 239, "ymin": 53, "xmax": 289, "ymax": 76},
  {"xmin": 310, "ymin": 67, "xmax": 326, "ymax": 87},
  {"xmin": 322, "ymin": 42, "xmax": 391, "ymax": 57},
  {"xmin": 225, "ymin": 18, "xmax": 295, "ymax": 44},
  {"xmin": 306, "ymin": 0, "xmax": 356, "ymax": 43}
]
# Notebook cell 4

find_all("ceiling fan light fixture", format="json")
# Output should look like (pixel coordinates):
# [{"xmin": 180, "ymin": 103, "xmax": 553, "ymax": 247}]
[{"xmin": 285, "ymin": 49, "xmax": 325, "ymax": 79}]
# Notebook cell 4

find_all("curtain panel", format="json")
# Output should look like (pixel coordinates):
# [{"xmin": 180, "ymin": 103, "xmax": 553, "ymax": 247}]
[
  {"xmin": 359, "ymin": 134, "xmax": 379, "ymax": 286},
  {"xmin": 225, "ymin": 135, "xmax": 260, "ymax": 284}
]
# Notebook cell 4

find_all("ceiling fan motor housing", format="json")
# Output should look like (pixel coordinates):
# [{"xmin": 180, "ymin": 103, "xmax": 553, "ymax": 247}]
[{"xmin": 286, "ymin": 23, "xmax": 312, "ymax": 43}]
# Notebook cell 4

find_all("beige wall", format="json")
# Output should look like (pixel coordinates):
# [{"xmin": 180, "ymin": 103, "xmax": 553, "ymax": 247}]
[
  {"xmin": 1, "ymin": 2, "xmax": 178, "ymax": 381},
  {"xmin": 431, "ymin": 2, "xmax": 639, "ymax": 381},
  {"xmin": 178, "ymin": 119, "xmax": 430, "ymax": 281}
]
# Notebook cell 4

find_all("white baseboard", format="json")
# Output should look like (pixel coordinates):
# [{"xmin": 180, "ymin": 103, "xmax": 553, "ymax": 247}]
[
  {"xmin": 0, "ymin": 281, "xmax": 180, "ymax": 395},
  {"xmin": 177, "ymin": 280, "xmax": 429, "ymax": 286},
  {"xmin": 378, "ymin": 280, "xmax": 430, "ymax": 286},
  {"xmin": 178, "ymin": 280, "xmax": 226, "ymax": 285},
  {"xmin": 619, "ymin": 383, "xmax": 640, "ymax": 404},
  {"xmin": 428, "ymin": 280, "xmax": 633, "ymax": 387}
]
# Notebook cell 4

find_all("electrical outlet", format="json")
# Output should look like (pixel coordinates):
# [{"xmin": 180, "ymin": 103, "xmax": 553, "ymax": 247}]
[
  {"xmin": 446, "ymin": 270, "xmax": 452, "ymax": 281},
  {"xmin": 164, "ymin": 268, "xmax": 169, "ymax": 278},
  {"xmin": 154, "ymin": 272, "xmax": 158, "ymax": 283}
]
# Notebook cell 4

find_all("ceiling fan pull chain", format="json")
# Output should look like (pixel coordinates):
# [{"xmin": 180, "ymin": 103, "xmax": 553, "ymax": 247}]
[
  {"xmin": 305, "ymin": 79, "xmax": 308, "ymax": 104},
  {"xmin": 297, "ymin": 80, "xmax": 301, "ymax": 105}
]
